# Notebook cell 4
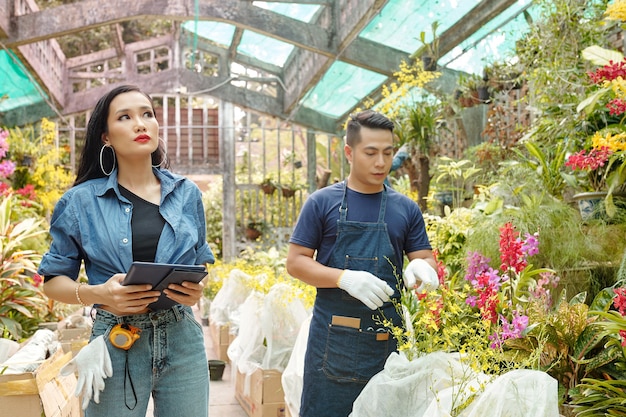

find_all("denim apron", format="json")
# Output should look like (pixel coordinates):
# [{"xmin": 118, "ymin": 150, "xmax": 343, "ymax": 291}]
[{"xmin": 300, "ymin": 182, "xmax": 402, "ymax": 417}]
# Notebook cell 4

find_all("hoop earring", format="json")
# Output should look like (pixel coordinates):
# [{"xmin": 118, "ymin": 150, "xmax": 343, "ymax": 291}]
[
  {"xmin": 99, "ymin": 144, "xmax": 116, "ymax": 176},
  {"xmin": 152, "ymin": 138, "xmax": 167, "ymax": 168}
]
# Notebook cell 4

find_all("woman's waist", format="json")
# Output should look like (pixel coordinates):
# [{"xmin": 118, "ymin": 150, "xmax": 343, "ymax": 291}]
[{"xmin": 93, "ymin": 304, "xmax": 190, "ymax": 328}]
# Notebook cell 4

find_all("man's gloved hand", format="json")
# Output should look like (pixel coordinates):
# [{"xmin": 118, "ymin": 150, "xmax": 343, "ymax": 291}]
[
  {"xmin": 403, "ymin": 258, "xmax": 439, "ymax": 292},
  {"xmin": 338, "ymin": 270, "xmax": 394, "ymax": 310},
  {"xmin": 394, "ymin": 143, "xmax": 410, "ymax": 159},
  {"xmin": 60, "ymin": 335, "xmax": 113, "ymax": 410}
]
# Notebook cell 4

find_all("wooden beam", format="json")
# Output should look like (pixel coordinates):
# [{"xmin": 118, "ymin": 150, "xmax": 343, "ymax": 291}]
[
  {"xmin": 0, "ymin": 0, "xmax": 10, "ymax": 39},
  {"xmin": 437, "ymin": 0, "xmax": 518, "ymax": 58}
]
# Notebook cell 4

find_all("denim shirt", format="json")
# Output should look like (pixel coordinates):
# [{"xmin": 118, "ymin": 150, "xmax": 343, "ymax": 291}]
[{"xmin": 38, "ymin": 168, "xmax": 215, "ymax": 285}]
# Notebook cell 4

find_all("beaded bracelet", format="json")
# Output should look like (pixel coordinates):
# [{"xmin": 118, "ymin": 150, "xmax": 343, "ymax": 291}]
[{"xmin": 75, "ymin": 282, "xmax": 87, "ymax": 306}]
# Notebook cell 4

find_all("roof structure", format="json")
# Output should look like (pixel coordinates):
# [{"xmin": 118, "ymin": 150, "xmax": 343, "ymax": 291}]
[{"xmin": 0, "ymin": 0, "xmax": 533, "ymax": 134}]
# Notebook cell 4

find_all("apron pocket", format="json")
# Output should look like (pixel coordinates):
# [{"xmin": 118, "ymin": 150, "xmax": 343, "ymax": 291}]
[{"xmin": 322, "ymin": 324, "xmax": 390, "ymax": 384}]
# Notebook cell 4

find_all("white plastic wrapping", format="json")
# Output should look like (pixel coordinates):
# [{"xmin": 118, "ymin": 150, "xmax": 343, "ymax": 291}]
[
  {"xmin": 350, "ymin": 351, "xmax": 560, "ymax": 417},
  {"xmin": 2, "ymin": 329, "xmax": 59, "ymax": 374},
  {"xmin": 229, "ymin": 283, "xmax": 309, "ymax": 375},
  {"xmin": 281, "ymin": 315, "xmax": 311, "ymax": 417},
  {"xmin": 209, "ymin": 268, "xmax": 254, "ymax": 332}
]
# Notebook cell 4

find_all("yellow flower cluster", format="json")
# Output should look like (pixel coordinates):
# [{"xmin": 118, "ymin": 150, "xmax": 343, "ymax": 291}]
[
  {"xmin": 205, "ymin": 252, "xmax": 316, "ymax": 309},
  {"xmin": 591, "ymin": 130, "xmax": 626, "ymax": 152},
  {"xmin": 606, "ymin": 0, "xmax": 626, "ymax": 21},
  {"xmin": 29, "ymin": 118, "xmax": 74, "ymax": 214}
]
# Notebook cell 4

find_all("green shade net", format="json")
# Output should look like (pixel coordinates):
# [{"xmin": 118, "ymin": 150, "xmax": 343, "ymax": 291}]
[{"xmin": 0, "ymin": 50, "xmax": 54, "ymax": 127}]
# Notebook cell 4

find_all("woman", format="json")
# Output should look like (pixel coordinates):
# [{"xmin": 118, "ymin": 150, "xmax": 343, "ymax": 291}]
[{"xmin": 39, "ymin": 85, "xmax": 214, "ymax": 416}]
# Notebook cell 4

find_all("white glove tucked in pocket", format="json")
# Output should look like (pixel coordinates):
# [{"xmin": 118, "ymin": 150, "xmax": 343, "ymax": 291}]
[{"xmin": 60, "ymin": 335, "xmax": 113, "ymax": 410}]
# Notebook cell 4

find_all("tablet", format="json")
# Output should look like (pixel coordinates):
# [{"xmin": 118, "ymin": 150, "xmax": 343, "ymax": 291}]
[{"xmin": 122, "ymin": 262, "xmax": 208, "ymax": 311}]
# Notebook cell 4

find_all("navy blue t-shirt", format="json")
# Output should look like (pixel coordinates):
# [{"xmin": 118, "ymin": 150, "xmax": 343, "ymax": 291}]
[{"xmin": 289, "ymin": 182, "xmax": 431, "ymax": 269}]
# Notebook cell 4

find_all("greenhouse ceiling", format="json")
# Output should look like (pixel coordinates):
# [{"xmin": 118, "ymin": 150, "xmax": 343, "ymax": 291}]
[{"xmin": 0, "ymin": 0, "xmax": 533, "ymax": 133}]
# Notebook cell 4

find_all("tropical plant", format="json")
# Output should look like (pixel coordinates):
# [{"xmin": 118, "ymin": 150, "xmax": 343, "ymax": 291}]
[
  {"xmin": 517, "ymin": 140, "xmax": 570, "ymax": 199},
  {"xmin": 432, "ymin": 157, "xmax": 481, "ymax": 209},
  {"xmin": 416, "ymin": 21, "xmax": 440, "ymax": 71},
  {"xmin": 569, "ymin": 290, "xmax": 626, "ymax": 415},
  {"xmin": 396, "ymin": 100, "xmax": 445, "ymax": 211},
  {"xmin": 567, "ymin": 45, "xmax": 626, "ymax": 217},
  {"xmin": 0, "ymin": 195, "xmax": 56, "ymax": 341}
]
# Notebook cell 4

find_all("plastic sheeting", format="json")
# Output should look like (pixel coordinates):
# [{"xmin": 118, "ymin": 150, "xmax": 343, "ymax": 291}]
[
  {"xmin": 228, "ymin": 283, "xmax": 309, "ymax": 373},
  {"xmin": 350, "ymin": 351, "xmax": 559, "ymax": 417}
]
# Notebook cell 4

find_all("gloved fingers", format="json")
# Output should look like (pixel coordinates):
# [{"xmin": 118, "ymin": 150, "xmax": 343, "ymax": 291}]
[
  {"xmin": 81, "ymin": 392, "xmax": 91, "ymax": 410},
  {"xmin": 369, "ymin": 283, "xmax": 392, "ymax": 303},
  {"xmin": 403, "ymin": 273, "xmax": 416, "ymax": 289},
  {"xmin": 92, "ymin": 377, "xmax": 106, "ymax": 404},
  {"xmin": 82, "ymin": 373, "xmax": 95, "ymax": 406},
  {"xmin": 362, "ymin": 296, "xmax": 381, "ymax": 310},
  {"xmin": 74, "ymin": 372, "xmax": 86, "ymax": 398},
  {"xmin": 103, "ymin": 355, "xmax": 113, "ymax": 378},
  {"xmin": 60, "ymin": 360, "xmax": 77, "ymax": 377}
]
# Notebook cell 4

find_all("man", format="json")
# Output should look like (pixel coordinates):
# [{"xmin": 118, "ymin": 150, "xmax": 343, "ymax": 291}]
[{"xmin": 286, "ymin": 110, "xmax": 439, "ymax": 417}]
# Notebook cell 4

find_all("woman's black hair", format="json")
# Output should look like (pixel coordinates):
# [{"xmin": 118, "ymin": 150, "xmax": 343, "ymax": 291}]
[{"xmin": 73, "ymin": 85, "xmax": 169, "ymax": 186}]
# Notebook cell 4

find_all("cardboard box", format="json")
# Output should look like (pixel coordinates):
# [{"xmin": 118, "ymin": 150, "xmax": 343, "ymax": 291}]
[
  {"xmin": 235, "ymin": 366, "xmax": 286, "ymax": 417},
  {"xmin": 58, "ymin": 328, "xmax": 90, "ymax": 357},
  {"xmin": 209, "ymin": 322, "xmax": 232, "ymax": 362},
  {"xmin": 0, "ymin": 348, "xmax": 80, "ymax": 417}
]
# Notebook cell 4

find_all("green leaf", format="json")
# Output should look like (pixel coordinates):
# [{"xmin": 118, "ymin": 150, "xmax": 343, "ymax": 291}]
[{"xmin": 582, "ymin": 45, "xmax": 624, "ymax": 66}]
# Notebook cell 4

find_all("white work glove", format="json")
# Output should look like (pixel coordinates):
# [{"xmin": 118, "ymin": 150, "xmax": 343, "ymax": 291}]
[
  {"xmin": 60, "ymin": 335, "xmax": 113, "ymax": 410},
  {"xmin": 338, "ymin": 270, "xmax": 394, "ymax": 310},
  {"xmin": 403, "ymin": 258, "xmax": 439, "ymax": 292}
]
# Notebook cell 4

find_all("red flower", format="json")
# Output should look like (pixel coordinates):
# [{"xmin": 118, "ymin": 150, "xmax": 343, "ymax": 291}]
[
  {"xmin": 499, "ymin": 222, "xmax": 526, "ymax": 274},
  {"xmin": 565, "ymin": 147, "xmax": 612, "ymax": 171},
  {"xmin": 588, "ymin": 58, "xmax": 626, "ymax": 84},
  {"xmin": 32, "ymin": 273, "xmax": 43, "ymax": 287},
  {"xmin": 614, "ymin": 287, "xmax": 626, "ymax": 316}
]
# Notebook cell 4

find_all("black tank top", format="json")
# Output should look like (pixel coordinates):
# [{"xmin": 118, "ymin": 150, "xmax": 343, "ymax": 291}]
[{"xmin": 119, "ymin": 185, "xmax": 165, "ymax": 262}]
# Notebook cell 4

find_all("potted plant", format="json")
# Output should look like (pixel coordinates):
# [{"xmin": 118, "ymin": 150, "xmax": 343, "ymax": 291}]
[
  {"xmin": 417, "ymin": 21, "xmax": 440, "ymax": 71},
  {"xmin": 245, "ymin": 219, "xmax": 267, "ymax": 240},
  {"xmin": 564, "ymin": 45, "xmax": 626, "ymax": 219},
  {"xmin": 455, "ymin": 73, "xmax": 490, "ymax": 107},
  {"xmin": 432, "ymin": 156, "xmax": 481, "ymax": 210},
  {"xmin": 259, "ymin": 175, "xmax": 277, "ymax": 195}
]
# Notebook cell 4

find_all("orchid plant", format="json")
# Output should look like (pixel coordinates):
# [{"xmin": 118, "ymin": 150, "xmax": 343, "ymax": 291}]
[
  {"xmin": 565, "ymin": 45, "xmax": 626, "ymax": 216},
  {"xmin": 392, "ymin": 222, "xmax": 554, "ymax": 364}
]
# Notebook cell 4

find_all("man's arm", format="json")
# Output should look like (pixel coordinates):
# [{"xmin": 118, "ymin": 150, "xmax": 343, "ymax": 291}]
[{"xmin": 286, "ymin": 243, "xmax": 343, "ymax": 288}]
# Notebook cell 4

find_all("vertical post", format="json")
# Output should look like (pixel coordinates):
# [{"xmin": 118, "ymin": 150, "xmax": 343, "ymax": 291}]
[
  {"xmin": 220, "ymin": 101, "xmax": 236, "ymax": 262},
  {"xmin": 307, "ymin": 130, "xmax": 316, "ymax": 194}
]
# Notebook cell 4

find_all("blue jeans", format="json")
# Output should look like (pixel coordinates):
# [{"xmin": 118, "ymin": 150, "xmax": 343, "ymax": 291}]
[{"xmin": 85, "ymin": 305, "xmax": 209, "ymax": 417}]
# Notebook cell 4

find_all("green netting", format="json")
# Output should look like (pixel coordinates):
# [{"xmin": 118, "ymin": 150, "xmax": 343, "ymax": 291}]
[
  {"xmin": 440, "ymin": 0, "xmax": 534, "ymax": 75},
  {"xmin": 0, "ymin": 50, "xmax": 53, "ymax": 127},
  {"xmin": 359, "ymin": 0, "xmax": 484, "ymax": 53},
  {"xmin": 300, "ymin": 61, "xmax": 388, "ymax": 118}
]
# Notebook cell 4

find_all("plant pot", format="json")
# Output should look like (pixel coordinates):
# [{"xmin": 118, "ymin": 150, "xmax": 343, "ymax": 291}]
[
  {"xmin": 245, "ymin": 227, "xmax": 262, "ymax": 240},
  {"xmin": 572, "ymin": 192, "xmax": 606, "ymax": 221},
  {"xmin": 421, "ymin": 55, "xmax": 437, "ymax": 71},
  {"xmin": 477, "ymin": 86, "xmax": 490, "ymax": 103},
  {"xmin": 208, "ymin": 359, "xmax": 226, "ymax": 381},
  {"xmin": 260, "ymin": 183, "xmax": 276, "ymax": 195},
  {"xmin": 281, "ymin": 187, "xmax": 296, "ymax": 198}
]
